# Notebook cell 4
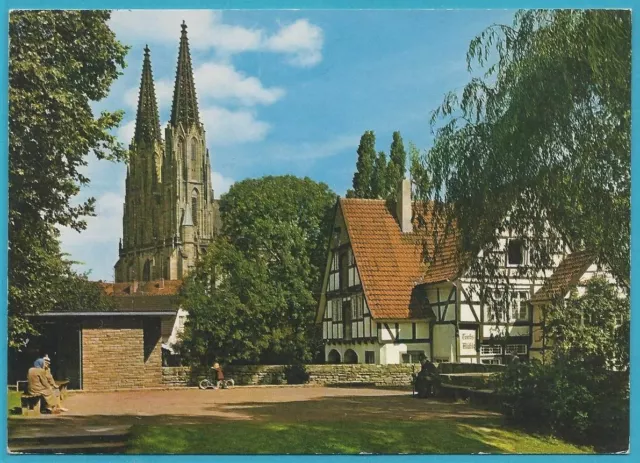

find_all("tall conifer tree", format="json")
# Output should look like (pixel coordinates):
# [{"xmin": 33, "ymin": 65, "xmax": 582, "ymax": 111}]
[
  {"xmin": 352, "ymin": 131, "xmax": 376, "ymax": 198},
  {"xmin": 371, "ymin": 151, "xmax": 388, "ymax": 198},
  {"xmin": 387, "ymin": 131, "xmax": 407, "ymax": 197}
]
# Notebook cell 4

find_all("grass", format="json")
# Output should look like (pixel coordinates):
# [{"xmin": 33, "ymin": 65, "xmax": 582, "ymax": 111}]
[
  {"xmin": 127, "ymin": 418, "xmax": 593, "ymax": 454},
  {"xmin": 7, "ymin": 390, "xmax": 21, "ymax": 413}
]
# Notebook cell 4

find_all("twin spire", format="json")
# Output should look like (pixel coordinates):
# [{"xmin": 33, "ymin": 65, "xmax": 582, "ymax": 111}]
[
  {"xmin": 134, "ymin": 45, "xmax": 161, "ymax": 144},
  {"xmin": 133, "ymin": 21, "xmax": 200, "ymax": 144}
]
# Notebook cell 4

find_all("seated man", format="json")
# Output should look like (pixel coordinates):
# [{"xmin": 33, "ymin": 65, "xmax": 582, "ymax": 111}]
[
  {"xmin": 27, "ymin": 358, "xmax": 62, "ymax": 414},
  {"xmin": 43, "ymin": 355, "xmax": 68, "ymax": 412},
  {"xmin": 415, "ymin": 353, "xmax": 439, "ymax": 398}
]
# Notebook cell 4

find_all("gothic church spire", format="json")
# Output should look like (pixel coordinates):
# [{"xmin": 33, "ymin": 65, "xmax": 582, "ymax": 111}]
[
  {"xmin": 170, "ymin": 21, "xmax": 200, "ymax": 128},
  {"xmin": 134, "ymin": 45, "xmax": 161, "ymax": 144}
]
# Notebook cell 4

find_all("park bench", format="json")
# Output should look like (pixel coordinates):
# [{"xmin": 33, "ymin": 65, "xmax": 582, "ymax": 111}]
[
  {"xmin": 17, "ymin": 381, "xmax": 41, "ymax": 416},
  {"xmin": 16, "ymin": 379, "xmax": 70, "ymax": 416},
  {"xmin": 438, "ymin": 383, "xmax": 472, "ymax": 401},
  {"xmin": 438, "ymin": 383, "xmax": 498, "ymax": 406}
]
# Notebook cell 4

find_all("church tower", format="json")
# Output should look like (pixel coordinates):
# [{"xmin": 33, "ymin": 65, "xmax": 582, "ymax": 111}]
[{"xmin": 115, "ymin": 23, "xmax": 220, "ymax": 283}]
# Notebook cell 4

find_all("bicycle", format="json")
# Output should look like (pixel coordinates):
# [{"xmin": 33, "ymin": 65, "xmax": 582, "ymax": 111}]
[{"xmin": 198, "ymin": 377, "xmax": 235, "ymax": 390}]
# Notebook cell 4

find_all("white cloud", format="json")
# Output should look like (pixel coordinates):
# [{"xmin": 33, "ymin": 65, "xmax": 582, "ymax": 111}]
[
  {"xmin": 117, "ymin": 120, "xmax": 136, "ymax": 145},
  {"xmin": 110, "ymin": 10, "xmax": 324, "ymax": 66},
  {"xmin": 194, "ymin": 63, "xmax": 285, "ymax": 105},
  {"xmin": 211, "ymin": 171, "xmax": 234, "ymax": 198},
  {"xmin": 265, "ymin": 19, "xmax": 323, "ymax": 67},
  {"xmin": 123, "ymin": 62, "xmax": 283, "ymax": 120},
  {"xmin": 201, "ymin": 106, "xmax": 270, "ymax": 145},
  {"xmin": 58, "ymin": 192, "xmax": 125, "ymax": 248}
]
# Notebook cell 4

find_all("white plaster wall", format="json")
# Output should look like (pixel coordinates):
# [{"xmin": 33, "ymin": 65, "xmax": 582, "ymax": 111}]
[
  {"xmin": 325, "ymin": 342, "xmax": 380, "ymax": 364},
  {"xmin": 166, "ymin": 308, "xmax": 188, "ymax": 346},
  {"xmin": 432, "ymin": 324, "xmax": 456, "ymax": 361},
  {"xmin": 460, "ymin": 302, "xmax": 478, "ymax": 323},
  {"xmin": 325, "ymin": 341, "xmax": 430, "ymax": 364},
  {"xmin": 380, "ymin": 342, "xmax": 430, "ymax": 364},
  {"xmin": 416, "ymin": 322, "xmax": 429, "ymax": 339}
]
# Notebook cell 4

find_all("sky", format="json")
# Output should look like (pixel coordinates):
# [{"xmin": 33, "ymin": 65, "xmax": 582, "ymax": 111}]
[{"xmin": 58, "ymin": 9, "xmax": 516, "ymax": 282}]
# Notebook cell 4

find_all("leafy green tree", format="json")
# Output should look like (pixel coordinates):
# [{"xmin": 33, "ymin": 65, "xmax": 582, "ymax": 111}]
[
  {"xmin": 545, "ymin": 277, "xmax": 629, "ymax": 371},
  {"xmin": 371, "ymin": 151, "xmax": 388, "ymax": 199},
  {"xmin": 498, "ymin": 278, "xmax": 629, "ymax": 451},
  {"xmin": 9, "ymin": 11, "xmax": 128, "ymax": 347},
  {"xmin": 386, "ymin": 131, "xmax": 407, "ymax": 197},
  {"xmin": 178, "ymin": 239, "xmax": 278, "ymax": 366},
  {"xmin": 420, "ymin": 10, "xmax": 630, "ymax": 288},
  {"xmin": 181, "ymin": 176, "xmax": 336, "ymax": 365},
  {"xmin": 351, "ymin": 131, "xmax": 377, "ymax": 198}
]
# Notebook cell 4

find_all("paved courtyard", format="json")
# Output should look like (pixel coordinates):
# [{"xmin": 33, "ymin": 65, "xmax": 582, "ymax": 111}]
[{"xmin": 9, "ymin": 386, "xmax": 499, "ymax": 439}]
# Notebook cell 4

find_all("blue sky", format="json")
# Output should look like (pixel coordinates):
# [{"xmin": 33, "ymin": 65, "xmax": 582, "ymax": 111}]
[{"xmin": 59, "ymin": 9, "xmax": 516, "ymax": 281}]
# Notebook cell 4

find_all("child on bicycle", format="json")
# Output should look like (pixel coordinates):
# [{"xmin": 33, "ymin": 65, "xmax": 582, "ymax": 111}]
[{"xmin": 212, "ymin": 362, "xmax": 225, "ymax": 389}]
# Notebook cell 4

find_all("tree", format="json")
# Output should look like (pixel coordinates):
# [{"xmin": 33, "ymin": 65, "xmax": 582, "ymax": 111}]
[
  {"xmin": 371, "ymin": 151, "xmax": 388, "ymax": 199},
  {"xmin": 181, "ymin": 176, "xmax": 336, "ymax": 365},
  {"xmin": 420, "ymin": 10, "xmax": 630, "ymax": 288},
  {"xmin": 408, "ymin": 142, "xmax": 430, "ymax": 195},
  {"xmin": 9, "ymin": 11, "xmax": 128, "ymax": 347},
  {"xmin": 351, "ymin": 131, "xmax": 377, "ymax": 198},
  {"xmin": 386, "ymin": 131, "xmax": 407, "ymax": 197},
  {"xmin": 178, "ymin": 239, "xmax": 279, "ymax": 366},
  {"xmin": 498, "ymin": 278, "xmax": 629, "ymax": 451},
  {"xmin": 545, "ymin": 277, "xmax": 629, "ymax": 372}
]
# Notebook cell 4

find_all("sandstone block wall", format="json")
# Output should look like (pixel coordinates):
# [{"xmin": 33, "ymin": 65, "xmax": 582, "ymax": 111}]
[
  {"xmin": 162, "ymin": 364, "xmax": 416, "ymax": 387},
  {"xmin": 82, "ymin": 317, "xmax": 163, "ymax": 391},
  {"xmin": 82, "ymin": 318, "xmax": 145, "ymax": 391}
]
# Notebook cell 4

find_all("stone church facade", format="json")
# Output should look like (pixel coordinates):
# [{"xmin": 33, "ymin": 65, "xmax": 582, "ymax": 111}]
[{"xmin": 115, "ymin": 22, "xmax": 221, "ymax": 283}]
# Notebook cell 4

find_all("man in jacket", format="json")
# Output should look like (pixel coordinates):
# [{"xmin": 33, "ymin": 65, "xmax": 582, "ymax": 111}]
[
  {"xmin": 43, "ymin": 355, "xmax": 68, "ymax": 411},
  {"xmin": 27, "ymin": 358, "xmax": 62, "ymax": 414}
]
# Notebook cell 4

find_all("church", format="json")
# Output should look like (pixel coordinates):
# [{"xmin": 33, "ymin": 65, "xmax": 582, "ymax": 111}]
[{"xmin": 114, "ymin": 21, "xmax": 221, "ymax": 283}]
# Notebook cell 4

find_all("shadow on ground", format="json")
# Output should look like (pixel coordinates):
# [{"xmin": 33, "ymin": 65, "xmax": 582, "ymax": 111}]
[{"xmin": 8, "ymin": 392, "xmax": 590, "ymax": 455}]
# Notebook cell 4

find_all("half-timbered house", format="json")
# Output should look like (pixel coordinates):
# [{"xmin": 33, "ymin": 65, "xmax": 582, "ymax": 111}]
[{"xmin": 316, "ymin": 179, "xmax": 621, "ymax": 365}]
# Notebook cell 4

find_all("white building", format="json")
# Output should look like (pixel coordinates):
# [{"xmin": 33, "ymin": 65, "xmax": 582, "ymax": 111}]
[{"xmin": 315, "ymin": 179, "xmax": 622, "ymax": 365}]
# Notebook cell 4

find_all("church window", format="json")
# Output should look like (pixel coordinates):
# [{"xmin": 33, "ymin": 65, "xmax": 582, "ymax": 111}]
[
  {"xmin": 191, "ymin": 139, "xmax": 197, "ymax": 161},
  {"xmin": 191, "ymin": 190, "xmax": 198, "ymax": 226}
]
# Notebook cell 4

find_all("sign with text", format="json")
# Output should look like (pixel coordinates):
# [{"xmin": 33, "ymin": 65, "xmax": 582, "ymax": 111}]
[{"xmin": 459, "ymin": 329, "xmax": 477, "ymax": 356}]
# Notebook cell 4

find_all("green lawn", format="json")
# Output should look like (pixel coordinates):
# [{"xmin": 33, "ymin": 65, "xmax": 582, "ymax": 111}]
[
  {"xmin": 128, "ymin": 418, "xmax": 593, "ymax": 454},
  {"xmin": 7, "ymin": 390, "xmax": 21, "ymax": 413}
]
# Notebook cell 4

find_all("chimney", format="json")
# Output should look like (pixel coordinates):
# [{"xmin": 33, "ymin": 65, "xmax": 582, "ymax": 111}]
[
  {"xmin": 396, "ymin": 178, "xmax": 412, "ymax": 233},
  {"xmin": 131, "ymin": 280, "xmax": 138, "ymax": 294}
]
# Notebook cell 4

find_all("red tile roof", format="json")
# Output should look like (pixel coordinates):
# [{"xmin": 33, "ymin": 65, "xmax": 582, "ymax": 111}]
[
  {"xmin": 340, "ymin": 199, "xmax": 461, "ymax": 320},
  {"xmin": 100, "ymin": 279, "xmax": 183, "ymax": 297},
  {"xmin": 531, "ymin": 251, "xmax": 595, "ymax": 303}
]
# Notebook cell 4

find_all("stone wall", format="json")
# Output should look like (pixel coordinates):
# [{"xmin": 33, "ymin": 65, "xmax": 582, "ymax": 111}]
[
  {"xmin": 82, "ymin": 317, "xmax": 164, "ymax": 391},
  {"xmin": 82, "ymin": 318, "xmax": 146, "ymax": 391},
  {"xmin": 162, "ymin": 366, "xmax": 193, "ymax": 387},
  {"xmin": 162, "ymin": 364, "xmax": 416, "ymax": 387}
]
